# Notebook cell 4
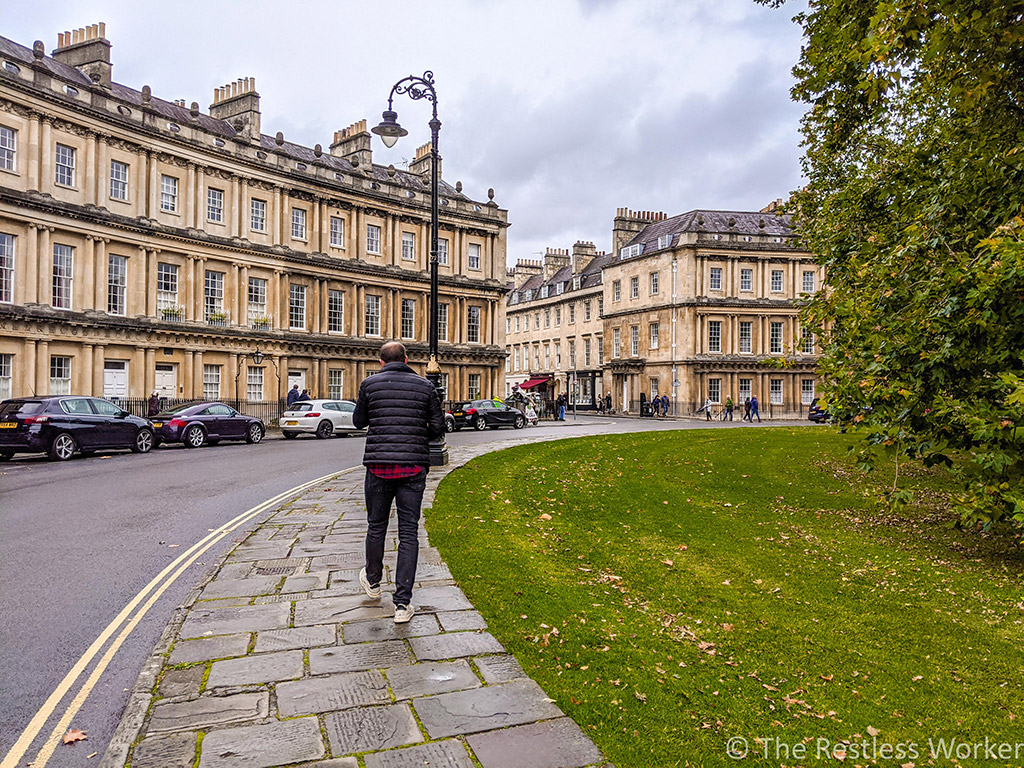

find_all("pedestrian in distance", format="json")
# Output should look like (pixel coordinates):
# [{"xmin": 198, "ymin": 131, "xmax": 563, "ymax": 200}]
[
  {"xmin": 147, "ymin": 391, "xmax": 161, "ymax": 418},
  {"xmin": 606, "ymin": 393, "xmax": 613, "ymax": 414},
  {"xmin": 652, "ymin": 396, "xmax": 661, "ymax": 417},
  {"xmin": 287, "ymin": 384, "xmax": 300, "ymax": 406},
  {"xmin": 298, "ymin": 388, "xmax": 311, "ymax": 402},
  {"xmin": 661, "ymin": 393, "xmax": 670, "ymax": 417},
  {"xmin": 743, "ymin": 397, "xmax": 751, "ymax": 422},
  {"xmin": 700, "ymin": 396, "xmax": 713, "ymax": 421},
  {"xmin": 725, "ymin": 396, "xmax": 734, "ymax": 421},
  {"xmin": 556, "ymin": 392, "xmax": 567, "ymax": 421},
  {"xmin": 750, "ymin": 394, "xmax": 762, "ymax": 423},
  {"xmin": 354, "ymin": 341, "xmax": 444, "ymax": 624}
]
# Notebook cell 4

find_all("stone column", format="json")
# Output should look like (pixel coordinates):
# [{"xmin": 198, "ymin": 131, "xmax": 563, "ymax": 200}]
[
  {"xmin": 195, "ymin": 258, "xmax": 207, "ymax": 320},
  {"xmin": 84, "ymin": 133, "xmax": 97, "ymax": 206},
  {"xmin": 238, "ymin": 265, "xmax": 249, "ymax": 327},
  {"xmin": 40, "ymin": 118, "xmax": 52, "ymax": 193},
  {"xmin": 36, "ymin": 339, "xmax": 49, "ymax": 395},
  {"xmin": 144, "ymin": 347, "xmax": 156, "ymax": 395},
  {"xmin": 277, "ymin": 355, "xmax": 287, "ymax": 399},
  {"xmin": 231, "ymin": 176, "xmax": 241, "ymax": 238},
  {"xmin": 136, "ymin": 148, "xmax": 148, "ymax": 217},
  {"xmin": 230, "ymin": 264, "xmax": 240, "ymax": 325},
  {"xmin": 22, "ymin": 224, "xmax": 38, "ymax": 304},
  {"xmin": 146, "ymin": 249, "xmax": 158, "ymax": 317},
  {"xmin": 134, "ymin": 246, "xmax": 147, "ymax": 317},
  {"xmin": 80, "ymin": 344, "xmax": 94, "ymax": 395},
  {"xmin": 186, "ymin": 164, "xmax": 197, "ymax": 227},
  {"xmin": 228, "ymin": 353, "xmax": 239, "ymax": 402},
  {"xmin": 27, "ymin": 114, "xmax": 40, "ymax": 191},
  {"xmin": 148, "ymin": 152, "xmax": 159, "ymax": 217},
  {"xmin": 93, "ymin": 344, "xmax": 105, "ymax": 395},
  {"xmin": 272, "ymin": 188, "xmax": 282, "ymax": 246},
  {"xmin": 37, "ymin": 226, "xmax": 51, "ymax": 306},
  {"xmin": 271, "ymin": 271, "xmax": 282, "ymax": 328},
  {"xmin": 311, "ymin": 197, "xmax": 321, "ymax": 253},
  {"xmin": 82, "ymin": 236, "xmax": 95, "ymax": 311},
  {"xmin": 184, "ymin": 350, "xmax": 194, "ymax": 399},
  {"xmin": 193, "ymin": 350, "xmax": 204, "ymax": 397},
  {"xmin": 280, "ymin": 190, "xmax": 291, "ymax": 244}
]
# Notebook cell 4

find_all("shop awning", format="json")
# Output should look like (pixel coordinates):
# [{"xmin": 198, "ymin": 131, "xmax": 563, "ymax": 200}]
[{"xmin": 519, "ymin": 377, "xmax": 552, "ymax": 390}]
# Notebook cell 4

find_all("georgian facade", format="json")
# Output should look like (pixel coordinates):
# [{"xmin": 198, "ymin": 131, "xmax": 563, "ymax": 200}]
[{"xmin": 0, "ymin": 25, "xmax": 508, "ymax": 404}]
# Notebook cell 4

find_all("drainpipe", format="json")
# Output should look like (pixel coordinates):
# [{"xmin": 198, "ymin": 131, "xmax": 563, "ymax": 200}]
[{"xmin": 671, "ymin": 257, "xmax": 678, "ymax": 414}]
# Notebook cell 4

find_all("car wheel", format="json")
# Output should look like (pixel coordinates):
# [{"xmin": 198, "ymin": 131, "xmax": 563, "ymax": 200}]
[
  {"xmin": 49, "ymin": 432, "xmax": 77, "ymax": 461},
  {"xmin": 445, "ymin": 418, "xmax": 455, "ymax": 433},
  {"xmin": 282, "ymin": 431, "xmax": 297, "ymax": 439},
  {"xmin": 246, "ymin": 423, "xmax": 264, "ymax": 444},
  {"xmin": 184, "ymin": 424, "xmax": 206, "ymax": 448},
  {"xmin": 474, "ymin": 417, "xmax": 487, "ymax": 431},
  {"xmin": 316, "ymin": 420, "xmax": 334, "ymax": 439},
  {"xmin": 514, "ymin": 415, "xmax": 525, "ymax": 429},
  {"xmin": 0, "ymin": 450, "xmax": 14, "ymax": 461},
  {"xmin": 132, "ymin": 429, "xmax": 154, "ymax": 453}
]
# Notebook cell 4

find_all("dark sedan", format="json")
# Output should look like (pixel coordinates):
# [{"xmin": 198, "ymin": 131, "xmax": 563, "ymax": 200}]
[
  {"xmin": 808, "ymin": 398, "xmax": 829, "ymax": 423},
  {"xmin": 0, "ymin": 396, "xmax": 154, "ymax": 461},
  {"xmin": 151, "ymin": 401, "xmax": 265, "ymax": 448},
  {"xmin": 449, "ymin": 399, "xmax": 526, "ymax": 431}
]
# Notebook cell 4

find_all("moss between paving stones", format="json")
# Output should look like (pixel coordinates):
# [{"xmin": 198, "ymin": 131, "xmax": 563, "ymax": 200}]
[{"xmin": 428, "ymin": 428, "xmax": 1024, "ymax": 767}]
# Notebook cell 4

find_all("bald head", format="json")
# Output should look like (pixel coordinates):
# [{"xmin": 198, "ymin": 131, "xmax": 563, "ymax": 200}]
[{"xmin": 379, "ymin": 341, "xmax": 407, "ymax": 364}]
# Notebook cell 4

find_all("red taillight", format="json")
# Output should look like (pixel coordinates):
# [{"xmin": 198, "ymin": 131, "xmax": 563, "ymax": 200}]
[
  {"xmin": 23, "ymin": 415, "xmax": 50, "ymax": 424},
  {"xmin": 305, "ymin": 412, "xmax": 320, "ymax": 418},
  {"xmin": 465, "ymin": 408, "xmax": 477, "ymax": 415},
  {"xmin": 168, "ymin": 419, "xmax": 186, "ymax": 428}
]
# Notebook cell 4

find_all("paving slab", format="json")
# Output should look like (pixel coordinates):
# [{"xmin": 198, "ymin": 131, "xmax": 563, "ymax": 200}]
[
  {"xmin": 408, "ymin": 631, "xmax": 505, "ymax": 661},
  {"xmin": 324, "ymin": 702, "xmax": 423, "ymax": 755},
  {"xmin": 293, "ymin": 594, "xmax": 392, "ymax": 626},
  {"xmin": 131, "ymin": 732, "xmax": 196, "ymax": 768},
  {"xmin": 413, "ymin": 679, "xmax": 563, "ymax": 738},
  {"xmin": 276, "ymin": 670, "xmax": 391, "ymax": 717},
  {"xmin": 281, "ymin": 572, "xmax": 330, "ymax": 593},
  {"xmin": 474, "ymin": 654, "xmax": 528, "ymax": 684},
  {"xmin": 467, "ymin": 717, "xmax": 605, "ymax": 768},
  {"xmin": 253, "ymin": 625, "xmax": 336, "ymax": 653},
  {"xmin": 309, "ymin": 639, "xmax": 410, "ymax": 674},
  {"xmin": 200, "ymin": 575, "xmax": 282, "ymax": 599},
  {"xmin": 148, "ymin": 692, "xmax": 268, "ymax": 734},
  {"xmin": 178, "ymin": 603, "xmax": 290, "ymax": 639},
  {"xmin": 206, "ymin": 649, "xmax": 303, "ymax": 688},
  {"xmin": 168, "ymin": 633, "xmax": 251, "ymax": 665},
  {"xmin": 341, "ymin": 613, "xmax": 441, "ymax": 644},
  {"xmin": 362, "ymin": 739, "xmax": 476, "ymax": 768},
  {"xmin": 385, "ymin": 660, "xmax": 481, "ymax": 700},
  {"xmin": 226, "ymin": 542, "xmax": 294, "ymax": 562},
  {"xmin": 409, "ymin": 584, "xmax": 474, "ymax": 612},
  {"xmin": 437, "ymin": 610, "xmax": 488, "ymax": 631},
  {"xmin": 197, "ymin": 717, "xmax": 324, "ymax": 768},
  {"xmin": 158, "ymin": 666, "xmax": 205, "ymax": 698}
]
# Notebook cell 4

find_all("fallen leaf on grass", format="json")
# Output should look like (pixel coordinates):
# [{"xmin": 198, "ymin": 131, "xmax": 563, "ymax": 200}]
[
  {"xmin": 867, "ymin": 726, "xmax": 880, "ymax": 737},
  {"xmin": 911, "ymin": 675, "xmax": 923, "ymax": 681},
  {"xmin": 63, "ymin": 729, "xmax": 87, "ymax": 744},
  {"xmin": 820, "ymin": 674, "xmax": 834, "ymax": 681},
  {"xmin": 539, "ymin": 513, "xmax": 552, "ymax": 521},
  {"xmin": 662, "ymin": 559, "xmax": 674, "ymax": 566},
  {"xmin": 722, "ymin": 624, "xmax": 734, "ymax": 632}
]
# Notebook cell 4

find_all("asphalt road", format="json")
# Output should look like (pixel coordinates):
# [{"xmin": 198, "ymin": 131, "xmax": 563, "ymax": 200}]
[{"xmin": 0, "ymin": 414, "xmax": 758, "ymax": 767}]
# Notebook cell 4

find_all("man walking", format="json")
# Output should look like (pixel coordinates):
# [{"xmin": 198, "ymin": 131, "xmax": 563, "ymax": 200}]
[
  {"xmin": 354, "ymin": 341, "xmax": 444, "ymax": 623},
  {"xmin": 750, "ymin": 394, "xmax": 761, "ymax": 423},
  {"xmin": 287, "ymin": 384, "xmax": 300, "ymax": 406}
]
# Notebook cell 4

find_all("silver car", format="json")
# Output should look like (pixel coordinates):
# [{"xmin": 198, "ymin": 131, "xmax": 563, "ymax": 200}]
[{"xmin": 280, "ymin": 399, "xmax": 362, "ymax": 439}]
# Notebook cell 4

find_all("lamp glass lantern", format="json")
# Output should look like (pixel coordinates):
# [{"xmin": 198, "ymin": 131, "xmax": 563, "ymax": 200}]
[{"xmin": 371, "ymin": 110, "xmax": 408, "ymax": 148}]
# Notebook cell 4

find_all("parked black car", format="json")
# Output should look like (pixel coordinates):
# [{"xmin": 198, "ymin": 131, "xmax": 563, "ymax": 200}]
[
  {"xmin": 808, "ymin": 398, "xmax": 829, "ymax": 423},
  {"xmin": 448, "ymin": 399, "xmax": 526, "ymax": 431},
  {"xmin": 151, "ymin": 401, "xmax": 265, "ymax": 448},
  {"xmin": 0, "ymin": 396, "xmax": 155, "ymax": 461}
]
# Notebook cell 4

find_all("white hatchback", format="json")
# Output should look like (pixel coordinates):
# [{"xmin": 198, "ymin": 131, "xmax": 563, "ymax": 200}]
[{"xmin": 280, "ymin": 399, "xmax": 362, "ymax": 439}]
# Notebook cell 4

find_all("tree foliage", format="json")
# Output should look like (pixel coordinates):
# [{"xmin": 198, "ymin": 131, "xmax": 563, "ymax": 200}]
[{"xmin": 776, "ymin": 0, "xmax": 1024, "ymax": 527}]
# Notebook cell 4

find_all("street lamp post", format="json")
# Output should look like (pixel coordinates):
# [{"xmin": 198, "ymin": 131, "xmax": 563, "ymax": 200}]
[
  {"xmin": 372, "ymin": 71, "xmax": 448, "ymax": 466},
  {"xmin": 233, "ymin": 347, "xmax": 279, "ymax": 405}
]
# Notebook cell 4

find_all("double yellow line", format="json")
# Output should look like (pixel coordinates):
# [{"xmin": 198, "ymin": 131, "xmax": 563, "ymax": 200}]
[{"xmin": 1, "ymin": 470, "xmax": 343, "ymax": 768}]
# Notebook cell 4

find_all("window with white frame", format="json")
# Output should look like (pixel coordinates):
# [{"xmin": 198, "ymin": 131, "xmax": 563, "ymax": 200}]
[
  {"xmin": 437, "ymin": 237, "xmax": 449, "ymax": 265},
  {"xmin": 513, "ymin": 347, "xmax": 519, "ymax": 371},
  {"xmin": 630, "ymin": 325, "xmax": 639, "ymax": 356},
  {"xmin": 568, "ymin": 340, "xmax": 575, "ymax": 367},
  {"xmin": 650, "ymin": 322, "xmax": 659, "ymax": 349},
  {"xmin": 248, "ymin": 277, "xmax": 267, "ymax": 324},
  {"xmin": 367, "ymin": 224, "xmax": 381, "ymax": 253},
  {"xmin": 204, "ymin": 270, "xmax": 224, "ymax": 320},
  {"xmin": 157, "ymin": 263, "xmax": 178, "ymax": 312},
  {"xmin": 329, "ymin": 369, "xmax": 344, "ymax": 399},
  {"xmin": 555, "ymin": 306, "xmax": 561, "ymax": 326},
  {"xmin": 160, "ymin": 174, "xmax": 178, "ymax": 211},
  {"xmin": 555, "ymin": 343, "xmax": 561, "ymax": 368},
  {"xmin": 289, "ymin": 284, "xmax": 306, "ymax": 329},
  {"xmin": 770, "ymin": 379, "xmax": 783, "ymax": 405},
  {"xmin": 365, "ymin": 294, "xmax": 381, "ymax": 336},
  {"xmin": 613, "ymin": 281, "xmax": 621, "ymax": 302},
  {"xmin": 52, "ymin": 244, "xmax": 73, "ymax": 309},
  {"xmin": 0, "ymin": 126, "xmax": 15, "ymax": 171},
  {"xmin": 619, "ymin": 243, "xmax": 641, "ymax": 259},
  {"xmin": 467, "ymin": 373, "xmax": 481, "ymax": 400},
  {"xmin": 630, "ymin": 276, "xmax": 639, "ymax": 299},
  {"xmin": 0, "ymin": 233, "xmax": 13, "ymax": 303},
  {"xmin": 650, "ymin": 377, "xmax": 660, "ymax": 398},
  {"xmin": 584, "ymin": 300, "xmax": 591, "ymax": 321},
  {"xmin": 401, "ymin": 231, "xmax": 415, "ymax": 260},
  {"xmin": 708, "ymin": 320, "xmax": 722, "ymax": 352},
  {"xmin": 739, "ymin": 321, "xmax": 752, "ymax": 353},
  {"xmin": 771, "ymin": 270, "xmax": 784, "ymax": 292},
  {"xmin": 107, "ymin": 254, "xmax": 127, "ymax": 315},
  {"xmin": 467, "ymin": 306, "xmax": 481, "ymax": 343},
  {"xmin": 534, "ymin": 346, "xmax": 540, "ymax": 368},
  {"xmin": 401, "ymin": 298, "xmax": 415, "ymax": 339},
  {"xmin": 545, "ymin": 346, "xmax": 550, "ymax": 368},
  {"xmin": 650, "ymin": 272, "xmax": 659, "ymax": 295},
  {"xmin": 598, "ymin": 296, "xmax": 603, "ymax": 315},
  {"xmin": 0, "ymin": 353, "xmax": 11, "ymax": 400},
  {"xmin": 801, "ymin": 327, "xmax": 815, "ymax": 354},
  {"xmin": 251, "ymin": 199, "xmax": 267, "ymax": 231},
  {"xmin": 438, "ymin": 302, "xmax": 448, "ymax": 341},
  {"xmin": 770, "ymin": 321, "xmax": 783, "ymax": 353},
  {"xmin": 544, "ymin": 309, "xmax": 549, "ymax": 328},
  {"xmin": 740, "ymin": 268, "xmax": 753, "ymax": 291},
  {"xmin": 658, "ymin": 234, "xmax": 672, "ymax": 250},
  {"xmin": 202, "ymin": 364, "xmax": 221, "ymax": 400},
  {"xmin": 468, "ymin": 243, "xmax": 481, "ymax": 270},
  {"xmin": 710, "ymin": 267, "xmax": 723, "ymax": 290},
  {"xmin": 801, "ymin": 379, "xmax": 815, "ymax": 404},
  {"xmin": 55, "ymin": 143, "xmax": 75, "ymax": 186},
  {"xmin": 613, "ymin": 328, "xmax": 621, "ymax": 358},
  {"xmin": 109, "ymin": 160, "xmax": 128, "ymax": 200},
  {"xmin": 506, "ymin": 317, "xmax": 510, "ymax": 335},
  {"xmin": 207, "ymin": 188, "xmax": 224, "ymax": 222},
  {"xmin": 555, "ymin": 282, "xmax": 563, "ymax": 295},
  {"xmin": 439, "ymin": 372, "xmax": 449, "ymax": 398},
  {"xmin": 709, "ymin": 378, "xmax": 721, "ymax": 404},
  {"xmin": 247, "ymin": 367, "xmax": 264, "ymax": 401},
  {"xmin": 330, "ymin": 216, "xmax": 345, "ymax": 247},
  {"xmin": 802, "ymin": 270, "xmax": 816, "ymax": 293},
  {"xmin": 739, "ymin": 378, "xmax": 752, "ymax": 401},
  {"xmin": 597, "ymin": 336, "xmax": 604, "ymax": 364},
  {"xmin": 328, "ymin": 289, "xmax": 344, "ymax": 332},
  {"xmin": 584, "ymin": 338, "xmax": 591, "ymax": 367},
  {"xmin": 291, "ymin": 208, "xmax": 306, "ymax": 240},
  {"xmin": 514, "ymin": 315, "xmax": 520, "ymax": 332},
  {"xmin": 506, "ymin": 352, "xmax": 511, "ymax": 373},
  {"xmin": 524, "ymin": 314, "xmax": 530, "ymax": 331},
  {"xmin": 569, "ymin": 303, "xmax": 575, "ymax": 324},
  {"xmin": 50, "ymin": 355, "xmax": 71, "ymax": 395}
]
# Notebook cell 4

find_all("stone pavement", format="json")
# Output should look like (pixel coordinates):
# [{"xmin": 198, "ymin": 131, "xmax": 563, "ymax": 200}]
[{"xmin": 103, "ymin": 437, "xmax": 609, "ymax": 768}]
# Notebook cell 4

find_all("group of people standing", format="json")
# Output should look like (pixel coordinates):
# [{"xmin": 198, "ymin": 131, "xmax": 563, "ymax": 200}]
[
  {"xmin": 286, "ymin": 385, "xmax": 313, "ymax": 406},
  {"xmin": 698, "ymin": 394, "xmax": 761, "ymax": 422}
]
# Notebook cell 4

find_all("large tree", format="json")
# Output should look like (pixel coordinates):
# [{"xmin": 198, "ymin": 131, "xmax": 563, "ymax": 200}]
[{"xmin": 776, "ymin": 0, "xmax": 1024, "ymax": 526}]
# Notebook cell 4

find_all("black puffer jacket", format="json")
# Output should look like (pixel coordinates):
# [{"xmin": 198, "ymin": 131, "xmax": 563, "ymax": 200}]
[{"xmin": 353, "ymin": 362, "xmax": 444, "ymax": 466}]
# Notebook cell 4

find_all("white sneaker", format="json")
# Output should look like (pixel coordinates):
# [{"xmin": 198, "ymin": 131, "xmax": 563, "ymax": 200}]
[
  {"xmin": 394, "ymin": 604, "xmax": 415, "ymax": 624},
  {"xmin": 359, "ymin": 568, "xmax": 381, "ymax": 599}
]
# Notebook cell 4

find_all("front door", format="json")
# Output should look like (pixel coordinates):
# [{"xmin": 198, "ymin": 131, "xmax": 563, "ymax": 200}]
[
  {"xmin": 288, "ymin": 370, "xmax": 305, "ymax": 393},
  {"xmin": 155, "ymin": 364, "xmax": 177, "ymax": 399},
  {"xmin": 103, "ymin": 361, "xmax": 129, "ymax": 400}
]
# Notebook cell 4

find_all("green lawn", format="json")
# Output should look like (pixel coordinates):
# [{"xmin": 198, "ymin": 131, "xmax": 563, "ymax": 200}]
[{"xmin": 428, "ymin": 428, "xmax": 1024, "ymax": 767}]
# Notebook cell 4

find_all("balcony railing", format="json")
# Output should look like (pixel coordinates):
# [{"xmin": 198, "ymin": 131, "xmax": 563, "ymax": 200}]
[
  {"xmin": 250, "ymin": 315, "xmax": 272, "ymax": 331},
  {"xmin": 206, "ymin": 310, "xmax": 230, "ymax": 327},
  {"xmin": 159, "ymin": 305, "xmax": 186, "ymax": 323}
]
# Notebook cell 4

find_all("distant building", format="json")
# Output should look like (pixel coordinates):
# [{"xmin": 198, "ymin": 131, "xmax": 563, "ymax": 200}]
[
  {"xmin": 506, "ymin": 207, "xmax": 820, "ymax": 417},
  {"xmin": 0, "ymin": 24, "xmax": 508, "ymax": 403}
]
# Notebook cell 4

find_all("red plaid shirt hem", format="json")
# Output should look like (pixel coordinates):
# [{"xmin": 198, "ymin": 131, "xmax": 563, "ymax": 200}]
[{"xmin": 367, "ymin": 464, "xmax": 425, "ymax": 479}]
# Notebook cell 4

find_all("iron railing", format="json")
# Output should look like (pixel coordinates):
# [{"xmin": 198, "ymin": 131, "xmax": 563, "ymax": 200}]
[{"xmin": 116, "ymin": 397, "xmax": 289, "ymax": 427}]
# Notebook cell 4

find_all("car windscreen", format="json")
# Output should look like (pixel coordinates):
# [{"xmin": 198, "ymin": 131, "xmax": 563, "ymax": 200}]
[
  {"xmin": 0, "ymin": 401, "xmax": 43, "ymax": 417},
  {"xmin": 290, "ymin": 403, "xmax": 314, "ymax": 412}
]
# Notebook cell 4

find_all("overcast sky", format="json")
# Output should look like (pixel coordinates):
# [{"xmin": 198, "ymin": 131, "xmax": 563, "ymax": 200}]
[{"xmin": 9, "ymin": 0, "xmax": 808, "ymax": 264}]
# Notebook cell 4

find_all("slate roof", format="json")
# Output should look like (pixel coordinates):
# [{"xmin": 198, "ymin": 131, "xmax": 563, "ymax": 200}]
[{"xmin": 623, "ymin": 209, "xmax": 794, "ymax": 253}]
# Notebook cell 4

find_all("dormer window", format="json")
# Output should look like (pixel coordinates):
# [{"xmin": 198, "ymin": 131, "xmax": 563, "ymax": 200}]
[
  {"xmin": 619, "ymin": 243, "xmax": 642, "ymax": 259},
  {"xmin": 555, "ymin": 283, "xmax": 564, "ymax": 295},
  {"xmin": 524, "ymin": 289, "xmax": 533, "ymax": 301},
  {"xmin": 572, "ymin": 276, "xmax": 581, "ymax": 290},
  {"xmin": 540, "ymin": 286, "xmax": 549, "ymax": 298},
  {"xmin": 658, "ymin": 234, "xmax": 672, "ymax": 249}
]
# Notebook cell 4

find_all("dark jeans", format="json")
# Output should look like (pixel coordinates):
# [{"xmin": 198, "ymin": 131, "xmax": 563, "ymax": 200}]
[{"xmin": 364, "ymin": 469, "xmax": 427, "ymax": 607}]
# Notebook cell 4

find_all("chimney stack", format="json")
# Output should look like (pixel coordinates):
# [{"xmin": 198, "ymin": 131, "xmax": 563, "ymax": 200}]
[
  {"xmin": 53, "ymin": 23, "xmax": 111, "ymax": 88},
  {"xmin": 511, "ymin": 259, "xmax": 543, "ymax": 286},
  {"xmin": 611, "ymin": 207, "xmax": 667, "ymax": 255},
  {"xmin": 571, "ymin": 240, "xmax": 598, "ymax": 273},
  {"xmin": 329, "ymin": 120, "xmax": 372, "ymax": 168},
  {"xmin": 543, "ymin": 247, "xmax": 571, "ymax": 281},
  {"xmin": 209, "ymin": 78, "xmax": 261, "ymax": 141},
  {"xmin": 409, "ymin": 141, "xmax": 441, "ymax": 179}
]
